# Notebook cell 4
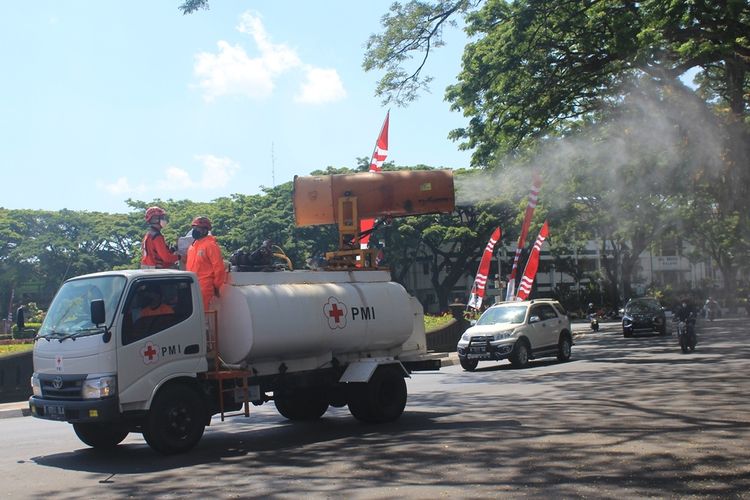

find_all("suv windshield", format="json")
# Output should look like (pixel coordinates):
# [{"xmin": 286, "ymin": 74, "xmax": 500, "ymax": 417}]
[
  {"xmin": 477, "ymin": 305, "xmax": 527, "ymax": 325},
  {"xmin": 38, "ymin": 275, "xmax": 126, "ymax": 339},
  {"xmin": 625, "ymin": 299, "xmax": 660, "ymax": 314}
]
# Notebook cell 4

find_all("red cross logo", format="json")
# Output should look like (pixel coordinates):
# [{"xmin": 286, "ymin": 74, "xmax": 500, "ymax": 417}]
[
  {"xmin": 141, "ymin": 342, "xmax": 160, "ymax": 364},
  {"xmin": 323, "ymin": 297, "xmax": 348, "ymax": 329}
]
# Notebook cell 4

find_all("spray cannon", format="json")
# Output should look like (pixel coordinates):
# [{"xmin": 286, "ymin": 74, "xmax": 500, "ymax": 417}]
[{"xmin": 293, "ymin": 170, "xmax": 455, "ymax": 269}]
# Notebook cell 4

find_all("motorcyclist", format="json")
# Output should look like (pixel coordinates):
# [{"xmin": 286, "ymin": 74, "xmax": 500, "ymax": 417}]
[
  {"xmin": 674, "ymin": 298, "xmax": 695, "ymax": 322},
  {"xmin": 587, "ymin": 303, "xmax": 596, "ymax": 317},
  {"xmin": 704, "ymin": 296, "xmax": 719, "ymax": 320},
  {"xmin": 587, "ymin": 302, "xmax": 599, "ymax": 331}
]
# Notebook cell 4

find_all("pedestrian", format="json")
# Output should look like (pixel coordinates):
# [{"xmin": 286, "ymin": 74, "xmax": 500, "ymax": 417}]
[
  {"xmin": 141, "ymin": 206, "xmax": 179, "ymax": 269},
  {"xmin": 185, "ymin": 216, "xmax": 226, "ymax": 311}
]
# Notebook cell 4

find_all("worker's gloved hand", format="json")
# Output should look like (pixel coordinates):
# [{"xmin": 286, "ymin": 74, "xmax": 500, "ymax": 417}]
[
  {"xmin": 214, "ymin": 286, "xmax": 221, "ymax": 298},
  {"xmin": 169, "ymin": 244, "xmax": 178, "ymax": 253}
]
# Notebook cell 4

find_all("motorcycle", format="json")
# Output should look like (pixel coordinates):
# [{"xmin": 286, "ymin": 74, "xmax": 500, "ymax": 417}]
[
  {"xmin": 676, "ymin": 315, "xmax": 697, "ymax": 353},
  {"xmin": 589, "ymin": 313, "xmax": 600, "ymax": 332}
]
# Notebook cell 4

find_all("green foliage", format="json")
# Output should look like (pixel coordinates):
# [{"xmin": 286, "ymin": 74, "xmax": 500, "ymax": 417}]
[
  {"xmin": 0, "ymin": 344, "xmax": 34, "ymax": 357},
  {"xmin": 21, "ymin": 302, "xmax": 45, "ymax": 323},
  {"xmin": 178, "ymin": 0, "xmax": 209, "ymax": 14},
  {"xmin": 12, "ymin": 322, "xmax": 41, "ymax": 339},
  {"xmin": 424, "ymin": 312, "xmax": 454, "ymax": 332}
]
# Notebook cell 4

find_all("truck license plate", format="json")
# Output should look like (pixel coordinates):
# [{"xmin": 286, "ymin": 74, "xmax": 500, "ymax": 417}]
[{"xmin": 44, "ymin": 405, "xmax": 66, "ymax": 420}]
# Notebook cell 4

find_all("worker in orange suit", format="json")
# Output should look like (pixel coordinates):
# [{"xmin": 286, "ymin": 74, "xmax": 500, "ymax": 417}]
[
  {"xmin": 141, "ymin": 206, "xmax": 179, "ymax": 269},
  {"xmin": 185, "ymin": 216, "xmax": 226, "ymax": 311}
]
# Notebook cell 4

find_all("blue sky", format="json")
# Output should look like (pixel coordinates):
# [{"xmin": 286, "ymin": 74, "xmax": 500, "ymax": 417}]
[{"xmin": 1, "ymin": 1, "xmax": 472, "ymax": 214}]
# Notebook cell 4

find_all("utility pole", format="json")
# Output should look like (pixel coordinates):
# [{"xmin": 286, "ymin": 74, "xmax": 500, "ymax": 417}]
[{"xmin": 271, "ymin": 142, "xmax": 276, "ymax": 188}]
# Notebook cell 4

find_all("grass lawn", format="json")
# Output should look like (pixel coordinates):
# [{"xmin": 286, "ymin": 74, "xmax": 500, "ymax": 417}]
[{"xmin": 0, "ymin": 344, "xmax": 33, "ymax": 356}]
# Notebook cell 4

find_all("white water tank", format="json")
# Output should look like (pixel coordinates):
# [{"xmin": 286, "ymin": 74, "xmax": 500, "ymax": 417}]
[{"xmin": 214, "ymin": 270, "xmax": 416, "ymax": 364}]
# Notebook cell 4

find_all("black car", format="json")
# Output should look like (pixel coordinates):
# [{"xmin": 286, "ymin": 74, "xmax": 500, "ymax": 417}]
[{"xmin": 622, "ymin": 298, "xmax": 667, "ymax": 337}]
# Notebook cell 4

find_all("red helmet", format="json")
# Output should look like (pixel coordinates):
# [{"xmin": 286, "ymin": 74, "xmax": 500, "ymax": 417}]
[
  {"xmin": 191, "ymin": 216, "xmax": 212, "ymax": 230},
  {"xmin": 145, "ymin": 206, "xmax": 166, "ymax": 222}
]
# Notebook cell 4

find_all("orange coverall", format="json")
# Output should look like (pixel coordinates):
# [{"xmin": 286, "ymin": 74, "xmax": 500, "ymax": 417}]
[
  {"xmin": 141, "ymin": 229, "xmax": 179, "ymax": 268},
  {"xmin": 186, "ymin": 235, "xmax": 226, "ymax": 311}
]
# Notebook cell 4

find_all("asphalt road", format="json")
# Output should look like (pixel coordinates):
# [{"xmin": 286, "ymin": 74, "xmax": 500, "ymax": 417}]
[{"xmin": 1, "ymin": 319, "xmax": 748, "ymax": 499}]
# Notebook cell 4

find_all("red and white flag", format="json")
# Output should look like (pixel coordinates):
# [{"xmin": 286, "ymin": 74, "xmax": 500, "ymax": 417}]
[
  {"xmin": 360, "ymin": 111, "xmax": 390, "ymax": 247},
  {"xmin": 506, "ymin": 173, "xmax": 543, "ymax": 300},
  {"xmin": 468, "ymin": 227, "xmax": 502, "ymax": 310},
  {"xmin": 515, "ymin": 221, "xmax": 549, "ymax": 301}
]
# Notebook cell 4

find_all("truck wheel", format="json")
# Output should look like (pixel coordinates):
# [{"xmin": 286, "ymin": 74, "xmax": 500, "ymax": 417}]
[
  {"xmin": 348, "ymin": 365, "xmax": 407, "ymax": 424},
  {"xmin": 143, "ymin": 384, "xmax": 206, "ymax": 455},
  {"xmin": 509, "ymin": 340, "xmax": 530, "ymax": 368},
  {"xmin": 73, "ymin": 423, "xmax": 129, "ymax": 449},
  {"xmin": 459, "ymin": 358, "xmax": 479, "ymax": 372},
  {"xmin": 557, "ymin": 333, "xmax": 572, "ymax": 362},
  {"xmin": 274, "ymin": 390, "xmax": 328, "ymax": 420}
]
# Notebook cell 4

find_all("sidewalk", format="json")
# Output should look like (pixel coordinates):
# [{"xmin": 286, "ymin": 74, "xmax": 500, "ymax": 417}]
[{"xmin": 0, "ymin": 400, "xmax": 30, "ymax": 419}]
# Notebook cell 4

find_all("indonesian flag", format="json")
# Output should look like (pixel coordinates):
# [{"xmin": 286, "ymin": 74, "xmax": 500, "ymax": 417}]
[
  {"xmin": 515, "ymin": 221, "xmax": 549, "ymax": 301},
  {"xmin": 360, "ymin": 111, "xmax": 390, "ymax": 247},
  {"xmin": 506, "ymin": 173, "xmax": 543, "ymax": 300},
  {"xmin": 468, "ymin": 227, "xmax": 502, "ymax": 310}
]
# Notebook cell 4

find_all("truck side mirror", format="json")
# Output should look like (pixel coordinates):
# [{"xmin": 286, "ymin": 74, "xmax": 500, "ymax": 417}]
[
  {"xmin": 91, "ymin": 299, "xmax": 106, "ymax": 326},
  {"xmin": 16, "ymin": 307, "xmax": 25, "ymax": 331},
  {"xmin": 529, "ymin": 315, "xmax": 540, "ymax": 324}
]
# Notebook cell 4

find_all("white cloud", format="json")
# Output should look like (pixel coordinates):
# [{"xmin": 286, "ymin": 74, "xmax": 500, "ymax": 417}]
[
  {"xmin": 159, "ymin": 166, "xmax": 195, "ymax": 190},
  {"xmin": 194, "ymin": 41, "xmax": 276, "ymax": 102},
  {"xmin": 195, "ymin": 154, "xmax": 240, "ymax": 189},
  {"xmin": 98, "ymin": 176, "xmax": 146, "ymax": 195},
  {"xmin": 295, "ymin": 67, "xmax": 347, "ymax": 104},
  {"xmin": 98, "ymin": 155, "xmax": 240, "ymax": 197},
  {"xmin": 193, "ymin": 11, "xmax": 345, "ymax": 104}
]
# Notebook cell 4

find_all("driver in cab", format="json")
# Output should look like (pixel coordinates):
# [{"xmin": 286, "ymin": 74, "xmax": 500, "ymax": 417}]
[{"xmin": 133, "ymin": 284, "xmax": 174, "ymax": 322}]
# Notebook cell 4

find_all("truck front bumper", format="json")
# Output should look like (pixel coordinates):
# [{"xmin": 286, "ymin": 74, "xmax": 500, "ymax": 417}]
[{"xmin": 29, "ymin": 396, "xmax": 120, "ymax": 423}]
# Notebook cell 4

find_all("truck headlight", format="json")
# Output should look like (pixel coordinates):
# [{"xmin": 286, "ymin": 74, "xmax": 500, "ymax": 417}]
[
  {"xmin": 82, "ymin": 376, "xmax": 117, "ymax": 399},
  {"xmin": 31, "ymin": 374, "xmax": 42, "ymax": 397}
]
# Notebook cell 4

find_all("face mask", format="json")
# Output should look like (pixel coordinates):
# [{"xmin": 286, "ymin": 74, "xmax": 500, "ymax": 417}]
[{"xmin": 192, "ymin": 228, "xmax": 206, "ymax": 239}]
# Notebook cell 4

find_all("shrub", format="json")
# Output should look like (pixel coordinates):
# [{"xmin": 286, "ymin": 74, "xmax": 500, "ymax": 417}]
[{"xmin": 11, "ymin": 322, "xmax": 41, "ymax": 339}]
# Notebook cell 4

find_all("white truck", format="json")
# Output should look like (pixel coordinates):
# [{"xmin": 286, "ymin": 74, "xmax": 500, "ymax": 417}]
[{"xmin": 27, "ymin": 169, "xmax": 455, "ymax": 454}]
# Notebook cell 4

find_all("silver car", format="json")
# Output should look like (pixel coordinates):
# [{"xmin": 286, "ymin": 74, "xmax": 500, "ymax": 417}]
[{"xmin": 456, "ymin": 299, "xmax": 573, "ymax": 371}]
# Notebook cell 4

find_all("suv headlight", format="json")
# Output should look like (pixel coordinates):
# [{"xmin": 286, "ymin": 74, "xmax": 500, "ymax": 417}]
[
  {"xmin": 82, "ymin": 376, "xmax": 117, "ymax": 399},
  {"xmin": 494, "ymin": 331, "xmax": 514, "ymax": 341},
  {"xmin": 30, "ymin": 374, "xmax": 42, "ymax": 397}
]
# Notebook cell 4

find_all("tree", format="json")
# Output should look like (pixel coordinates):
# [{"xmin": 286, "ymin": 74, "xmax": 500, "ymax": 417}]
[{"xmin": 367, "ymin": 0, "xmax": 749, "ymax": 300}]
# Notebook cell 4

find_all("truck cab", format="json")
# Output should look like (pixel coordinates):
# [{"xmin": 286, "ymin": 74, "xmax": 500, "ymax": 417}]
[{"xmin": 29, "ymin": 270, "xmax": 208, "ymax": 448}]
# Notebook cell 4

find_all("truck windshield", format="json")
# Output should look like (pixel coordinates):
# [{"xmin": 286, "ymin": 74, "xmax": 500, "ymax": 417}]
[
  {"xmin": 477, "ymin": 305, "xmax": 527, "ymax": 325},
  {"xmin": 38, "ymin": 275, "xmax": 126, "ymax": 339}
]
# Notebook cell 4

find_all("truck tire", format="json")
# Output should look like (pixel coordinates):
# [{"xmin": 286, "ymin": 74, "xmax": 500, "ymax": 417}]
[
  {"xmin": 509, "ymin": 340, "xmax": 530, "ymax": 369},
  {"xmin": 348, "ymin": 365, "xmax": 407, "ymax": 424},
  {"xmin": 274, "ymin": 390, "xmax": 328, "ymax": 420},
  {"xmin": 143, "ymin": 384, "xmax": 206, "ymax": 455},
  {"xmin": 73, "ymin": 422, "xmax": 129, "ymax": 449}
]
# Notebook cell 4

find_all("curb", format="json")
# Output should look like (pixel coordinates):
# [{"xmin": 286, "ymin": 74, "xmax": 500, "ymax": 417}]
[{"xmin": 0, "ymin": 402, "xmax": 30, "ymax": 419}]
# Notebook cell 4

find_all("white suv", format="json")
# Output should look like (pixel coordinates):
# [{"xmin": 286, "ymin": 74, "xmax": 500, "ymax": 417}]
[{"xmin": 456, "ymin": 299, "xmax": 573, "ymax": 371}]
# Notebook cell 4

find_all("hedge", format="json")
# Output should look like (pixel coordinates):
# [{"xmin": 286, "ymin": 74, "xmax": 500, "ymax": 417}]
[{"xmin": 11, "ymin": 323, "xmax": 41, "ymax": 339}]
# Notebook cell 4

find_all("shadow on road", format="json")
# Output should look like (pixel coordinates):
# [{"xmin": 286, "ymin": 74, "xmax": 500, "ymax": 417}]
[{"xmin": 28, "ymin": 318, "xmax": 750, "ymax": 498}]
